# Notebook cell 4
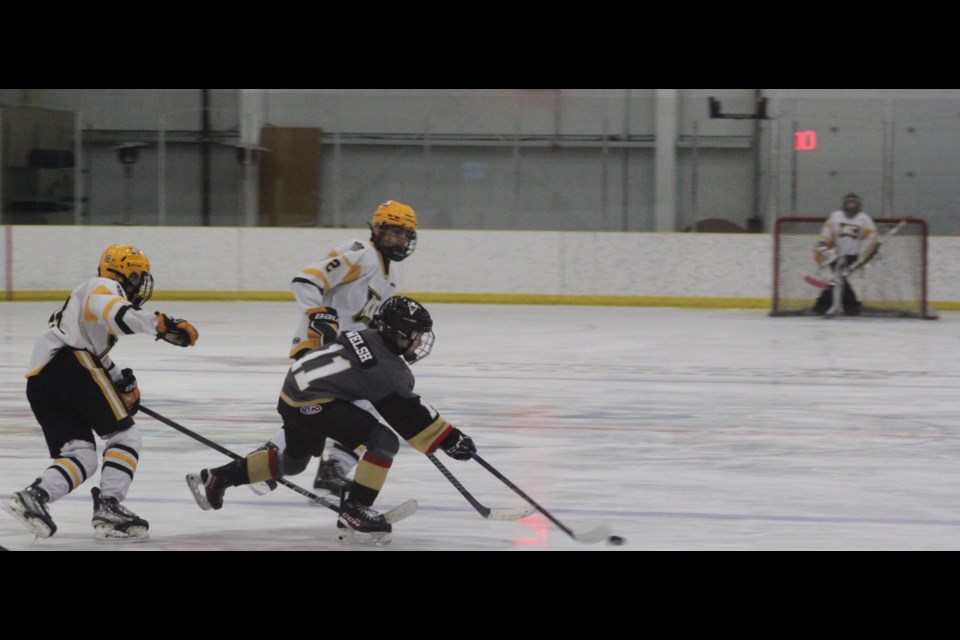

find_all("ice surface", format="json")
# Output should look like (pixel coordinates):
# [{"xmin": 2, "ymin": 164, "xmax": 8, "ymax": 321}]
[{"xmin": 2, "ymin": 301, "xmax": 959, "ymax": 551}]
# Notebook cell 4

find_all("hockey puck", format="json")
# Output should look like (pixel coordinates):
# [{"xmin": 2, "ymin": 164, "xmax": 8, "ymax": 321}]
[{"xmin": 606, "ymin": 535, "xmax": 625, "ymax": 546}]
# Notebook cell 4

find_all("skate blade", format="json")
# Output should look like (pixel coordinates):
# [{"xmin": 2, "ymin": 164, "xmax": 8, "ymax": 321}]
[
  {"xmin": 336, "ymin": 528, "xmax": 391, "ymax": 546},
  {"xmin": 1, "ymin": 500, "xmax": 54, "ymax": 538},
  {"xmin": 94, "ymin": 525, "xmax": 150, "ymax": 542},
  {"xmin": 185, "ymin": 473, "xmax": 212, "ymax": 510}
]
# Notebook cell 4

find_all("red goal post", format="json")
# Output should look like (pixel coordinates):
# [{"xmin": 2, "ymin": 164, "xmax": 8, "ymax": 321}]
[{"xmin": 771, "ymin": 216, "xmax": 937, "ymax": 319}]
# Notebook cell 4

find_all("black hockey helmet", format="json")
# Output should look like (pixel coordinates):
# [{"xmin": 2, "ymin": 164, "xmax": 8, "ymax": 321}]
[{"xmin": 375, "ymin": 295, "xmax": 435, "ymax": 363}]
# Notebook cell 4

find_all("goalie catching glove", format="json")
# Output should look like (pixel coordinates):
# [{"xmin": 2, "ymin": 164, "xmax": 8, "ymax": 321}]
[
  {"xmin": 440, "ymin": 428, "xmax": 476, "ymax": 461},
  {"xmin": 114, "ymin": 368, "xmax": 140, "ymax": 415},
  {"xmin": 155, "ymin": 312, "xmax": 198, "ymax": 347}
]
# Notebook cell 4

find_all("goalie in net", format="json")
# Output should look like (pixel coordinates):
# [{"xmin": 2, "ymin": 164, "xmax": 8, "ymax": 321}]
[
  {"xmin": 811, "ymin": 193, "xmax": 877, "ymax": 316},
  {"xmin": 771, "ymin": 195, "xmax": 937, "ymax": 319}
]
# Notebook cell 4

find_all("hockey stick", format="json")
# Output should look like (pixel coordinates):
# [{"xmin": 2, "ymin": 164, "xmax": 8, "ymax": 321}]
[
  {"xmin": 140, "ymin": 405, "xmax": 418, "ymax": 524},
  {"xmin": 804, "ymin": 274, "xmax": 832, "ymax": 289},
  {"xmin": 805, "ymin": 219, "xmax": 908, "ymax": 290},
  {"xmin": 138, "ymin": 405, "xmax": 341, "ymax": 512},
  {"xmin": 826, "ymin": 220, "xmax": 908, "ymax": 317},
  {"xmin": 843, "ymin": 219, "xmax": 907, "ymax": 279},
  {"xmin": 470, "ymin": 452, "xmax": 613, "ymax": 544},
  {"xmin": 427, "ymin": 453, "xmax": 534, "ymax": 521}
]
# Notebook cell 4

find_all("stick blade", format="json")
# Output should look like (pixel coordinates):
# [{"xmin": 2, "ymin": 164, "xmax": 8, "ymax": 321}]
[
  {"xmin": 486, "ymin": 505, "xmax": 536, "ymax": 521},
  {"xmin": 383, "ymin": 499, "xmax": 418, "ymax": 524},
  {"xmin": 573, "ymin": 525, "xmax": 614, "ymax": 544},
  {"xmin": 804, "ymin": 275, "xmax": 832, "ymax": 289}
]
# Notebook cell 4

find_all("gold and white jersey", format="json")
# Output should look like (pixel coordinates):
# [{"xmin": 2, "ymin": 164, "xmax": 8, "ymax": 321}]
[
  {"xmin": 26, "ymin": 277, "xmax": 161, "ymax": 380},
  {"xmin": 819, "ymin": 210, "xmax": 878, "ymax": 258},
  {"xmin": 289, "ymin": 239, "xmax": 399, "ymax": 359}
]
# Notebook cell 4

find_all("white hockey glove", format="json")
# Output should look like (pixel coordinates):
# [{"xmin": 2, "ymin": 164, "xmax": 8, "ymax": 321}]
[{"xmin": 815, "ymin": 244, "xmax": 837, "ymax": 267}]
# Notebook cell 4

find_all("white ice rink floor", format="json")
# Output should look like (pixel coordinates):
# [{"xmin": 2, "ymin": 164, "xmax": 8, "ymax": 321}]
[{"xmin": 1, "ymin": 301, "xmax": 959, "ymax": 551}]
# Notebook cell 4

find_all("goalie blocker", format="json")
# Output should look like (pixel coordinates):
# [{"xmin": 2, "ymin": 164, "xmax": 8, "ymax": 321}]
[{"xmin": 771, "ymin": 216, "xmax": 937, "ymax": 319}]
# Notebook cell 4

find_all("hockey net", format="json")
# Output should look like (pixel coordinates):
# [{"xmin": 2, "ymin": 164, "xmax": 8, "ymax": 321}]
[{"xmin": 771, "ymin": 216, "xmax": 938, "ymax": 319}]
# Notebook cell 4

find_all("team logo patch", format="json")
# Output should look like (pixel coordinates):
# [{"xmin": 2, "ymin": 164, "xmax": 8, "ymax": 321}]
[{"xmin": 300, "ymin": 405, "xmax": 323, "ymax": 415}]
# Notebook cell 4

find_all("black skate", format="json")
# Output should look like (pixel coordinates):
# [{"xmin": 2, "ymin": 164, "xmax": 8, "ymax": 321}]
[
  {"xmin": 91, "ymin": 487, "xmax": 149, "ymax": 541},
  {"xmin": 185, "ymin": 468, "xmax": 226, "ymax": 510},
  {"xmin": 1, "ymin": 479, "xmax": 56, "ymax": 538},
  {"xmin": 313, "ymin": 458, "xmax": 349, "ymax": 496},
  {"xmin": 337, "ymin": 498, "xmax": 392, "ymax": 545}
]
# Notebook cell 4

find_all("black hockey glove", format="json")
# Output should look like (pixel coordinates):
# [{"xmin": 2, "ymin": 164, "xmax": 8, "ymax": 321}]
[
  {"xmin": 307, "ymin": 307, "xmax": 340, "ymax": 345},
  {"xmin": 440, "ymin": 428, "xmax": 476, "ymax": 461},
  {"xmin": 156, "ymin": 312, "xmax": 199, "ymax": 347},
  {"xmin": 114, "ymin": 368, "xmax": 140, "ymax": 416}
]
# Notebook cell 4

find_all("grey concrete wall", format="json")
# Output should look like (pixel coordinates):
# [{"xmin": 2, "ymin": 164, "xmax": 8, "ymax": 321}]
[{"xmin": 3, "ymin": 89, "xmax": 960, "ymax": 233}]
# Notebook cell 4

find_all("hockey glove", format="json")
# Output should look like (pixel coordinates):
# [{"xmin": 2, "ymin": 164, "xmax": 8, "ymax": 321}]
[
  {"xmin": 307, "ymin": 307, "xmax": 340, "ymax": 345},
  {"xmin": 815, "ymin": 244, "xmax": 837, "ymax": 267},
  {"xmin": 156, "ymin": 313, "xmax": 198, "ymax": 347},
  {"xmin": 114, "ymin": 368, "xmax": 140, "ymax": 416},
  {"xmin": 440, "ymin": 428, "xmax": 476, "ymax": 461}
]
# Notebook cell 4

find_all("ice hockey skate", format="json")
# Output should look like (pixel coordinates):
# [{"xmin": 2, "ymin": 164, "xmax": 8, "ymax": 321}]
[
  {"xmin": 337, "ymin": 498, "xmax": 392, "ymax": 545},
  {"xmin": 313, "ymin": 457, "xmax": 349, "ymax": 496},
  {"xmin": 185, "ymin": 468, "xmax": 226, "ymax": 510},
  {"xmin": 1, "ymin": 480, "xmax": 56, "ymax": 538},
  {"xmin": 91, "ymin": 487, "xmax": 149, "ymax": 541}
]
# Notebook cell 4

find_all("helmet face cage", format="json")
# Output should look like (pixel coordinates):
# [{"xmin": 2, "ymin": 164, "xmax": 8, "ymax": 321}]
[
  {"xmin": 375, "ymin": 296, "xmax": 434, "ymax": 363},
  {"xmin": 842, "ymin": 193, "xmax": 861, "ymax": 215},
  {"xmin": 130, "ymin": 272, "xmax": 154, "ymax": 307},
  {"xmin": 99, "ymin": 245, "xmax": 153, "ymax": 307},
  {"xmin": 373, "ymin": 225, "xmax": 417, "ymax": 262},
  {"xmin": 370, "ymin": 201, "xmax": 418, "ymax": 262},
  {"xmin": 404, "ymin": 327, "xmax": 435, "ymax": 363}
]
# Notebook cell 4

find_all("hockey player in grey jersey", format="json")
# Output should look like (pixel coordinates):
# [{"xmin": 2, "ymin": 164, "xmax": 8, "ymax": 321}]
[
  {"xmin": 2, "ymin": 245, "xmax": 199, "ymax": 541},
  {"xmin": 281, "ymin": 200, "xmax": 419, "ymax": 496},
  {"xmin": 186, "ymin": 296, "xmax": 476, "ymax": 544}
]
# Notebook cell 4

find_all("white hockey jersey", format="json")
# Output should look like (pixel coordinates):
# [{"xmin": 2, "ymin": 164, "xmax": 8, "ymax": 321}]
[
  {"xmin": 289, "ymin": 238, "xmax": 399, "ymax": 359},
  {"xmin": 819, "ymin": 210, "xmax": 878, "ymax": 258},
  {"xmin": 26, "ymin": 277, "xmax": 161, "ymax": 381}
]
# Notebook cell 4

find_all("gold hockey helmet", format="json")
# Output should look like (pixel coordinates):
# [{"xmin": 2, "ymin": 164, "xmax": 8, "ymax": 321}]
[
  {"xmin": 371, "ymin": 200, "xmax": 418, "ymax": 232},
  {"xmin": 369, "ymin": 200, "xmax": 418, "ymax": 262},
  {"xmin": 98, "ymin": 244, "xmax": 154, "ymax": 306}
]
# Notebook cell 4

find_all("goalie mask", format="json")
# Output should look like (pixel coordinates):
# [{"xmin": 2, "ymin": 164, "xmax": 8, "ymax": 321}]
[
  {"xmin": 375, "ymin": 295, "xmax": 434, "ymax": 363},
  {"xmin": 370, "ymin": 200, "xmax": 418, "ymax": 262},
  {"xmin": 842, "ymin": 193, "xmax": 862, "ymax": 217},
  {"xmin": 98, "ymin": 244, "xmax": 154, "ymax": 307}
]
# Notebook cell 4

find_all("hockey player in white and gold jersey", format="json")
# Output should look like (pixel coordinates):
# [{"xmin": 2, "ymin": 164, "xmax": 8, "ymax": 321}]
[
  {"xmin": 288, "ymin": 201, "xmax": 418, "ymax": 358},
  {"xmin": 813, "ymin": 193, "xmax": 879, "ymax": 315},
  {"xmin": 1, "ymin": 245, "xmax": 199, "ymax": 541},
  {"xmin": 278, "ymin": 201, "xmax": 419, "ymax": 495}
]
